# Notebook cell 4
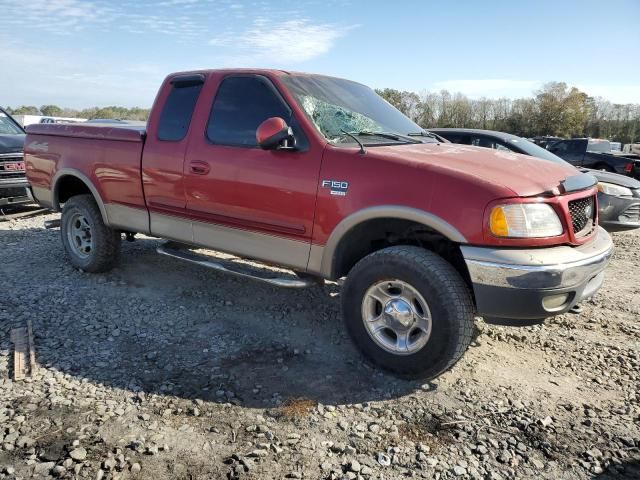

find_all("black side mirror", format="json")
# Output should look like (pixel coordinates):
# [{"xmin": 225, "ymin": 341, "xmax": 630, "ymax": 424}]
[{"xmin": 256, "ymin": 117, "xmax": 296, "ymax": 150}]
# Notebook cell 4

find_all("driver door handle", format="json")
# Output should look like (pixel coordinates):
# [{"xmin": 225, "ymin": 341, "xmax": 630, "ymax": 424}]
[{"xmin": 189, "ymin": 160, "xmax": 210, "ymax": 175}]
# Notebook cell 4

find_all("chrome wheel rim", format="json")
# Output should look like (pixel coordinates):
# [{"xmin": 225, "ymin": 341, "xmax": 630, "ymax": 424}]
[
  {"xmin": 361, "ymin": 279, "xmax": 432, "ymax": 355},
  {"xmin": 66, "ymin": 212, "xmax": 93, "ymax": 258}
]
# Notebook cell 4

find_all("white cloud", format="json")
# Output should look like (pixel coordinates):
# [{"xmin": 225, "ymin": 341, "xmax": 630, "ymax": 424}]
[
  {"xmin": 0, "ymin": 42, "xmax": 163, "ymax": 108},
  {"xmin": 431, "ymin": 79, "xmax": 540, "ymax": 99},
  {"xmin": 0, "ymin": 0, "xmax": 208, "ymax": 37},
  {"xmin": 210, "ymin": 18, "xmax": 356, "ymax": 63},
  {"xmin": 575, "ymin": 84, "xmax": 640, "ymax": 104}
]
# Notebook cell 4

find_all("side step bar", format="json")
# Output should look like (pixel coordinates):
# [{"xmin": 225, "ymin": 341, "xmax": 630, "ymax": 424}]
[{"xmin": 156, "ymin": 243, "xmax": 317, "ymax": 289}]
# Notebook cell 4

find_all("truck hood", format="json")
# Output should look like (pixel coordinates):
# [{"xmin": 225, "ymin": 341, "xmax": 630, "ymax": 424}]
[
  {"xmin": 368, "ymin": 142, "xmax": 579, "ymax": 197},
  {"xmin": 0, "ymin": 134, "xmax": 26, "ymax": 154}
]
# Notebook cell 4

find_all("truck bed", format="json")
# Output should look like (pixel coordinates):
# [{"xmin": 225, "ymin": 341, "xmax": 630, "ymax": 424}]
[
  {"xmin": 26, "ymin": 122, "xmax": 146, "ymax": 142},
  {"xmin": 24, "ymin": 123, "xmax": 148, "ymax": 231}
]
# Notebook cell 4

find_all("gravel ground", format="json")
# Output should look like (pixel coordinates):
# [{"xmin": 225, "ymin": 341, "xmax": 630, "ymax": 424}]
[{"xmin": 1, "ymin": 208, "xmax": 639, "ymax": 480}]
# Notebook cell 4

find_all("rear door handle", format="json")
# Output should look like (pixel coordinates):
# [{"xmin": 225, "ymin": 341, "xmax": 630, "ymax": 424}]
[{"xmin": 189, "ymin": 161, "xmax": 210, "ymax": 175}]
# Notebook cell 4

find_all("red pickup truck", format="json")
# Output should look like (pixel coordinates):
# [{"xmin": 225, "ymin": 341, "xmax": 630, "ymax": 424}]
[{"xmin": 24, "ymin": 69, "xmax": 613, "ymax": 379}]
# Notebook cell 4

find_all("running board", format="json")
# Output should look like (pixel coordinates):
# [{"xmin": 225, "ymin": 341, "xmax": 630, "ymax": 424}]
[{"xmin": 156, "ymin": 243, "xmax": 317, "ymax": 288}]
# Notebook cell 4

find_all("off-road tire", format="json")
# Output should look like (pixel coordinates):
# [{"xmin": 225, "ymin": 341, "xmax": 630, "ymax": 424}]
[
  {"xmin": 341, "ymin": 246, "xmax": 475, "ymax": 379},
  {"xmin": 61, "ymin": 194, "xmax": 121, "ymax": 273}
]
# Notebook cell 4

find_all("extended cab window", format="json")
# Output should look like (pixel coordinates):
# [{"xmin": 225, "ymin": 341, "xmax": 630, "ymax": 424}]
[
  {"xmin": 157, "ymin": 78, "xmax": 203, "ymax": 142},
  {"xmin": 207, "ymin": 76, "xmax": 291, "ymax": 147}
]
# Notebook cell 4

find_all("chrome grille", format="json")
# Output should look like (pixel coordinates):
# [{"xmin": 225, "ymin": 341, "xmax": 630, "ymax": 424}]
[
  {"xmin": 568, "ymin": 196, "xmax": 595, "ymax": 236},
  {"xmin": 0, "ymin": 153, "xmax": 26, "ymax": 180}
]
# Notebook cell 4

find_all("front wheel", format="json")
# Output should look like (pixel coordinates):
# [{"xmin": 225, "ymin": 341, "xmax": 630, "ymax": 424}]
[
  {"xmin": 61, "ymin": 194, "xmax": 121, "ymax": 273},
  {"xmin": 341, "ymin": 246, "xmax": 475, "ymax": 379}
]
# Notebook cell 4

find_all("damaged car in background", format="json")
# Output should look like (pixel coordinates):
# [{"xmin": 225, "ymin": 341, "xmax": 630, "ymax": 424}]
[{"xmin": 430, "ymin": 128, "xmax": 640, "ymax": 233}]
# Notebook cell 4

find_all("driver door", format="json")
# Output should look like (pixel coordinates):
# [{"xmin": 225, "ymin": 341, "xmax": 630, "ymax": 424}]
[{"xmin": 183, "ymin": 74, "xmax": 322, "ymax": 270}]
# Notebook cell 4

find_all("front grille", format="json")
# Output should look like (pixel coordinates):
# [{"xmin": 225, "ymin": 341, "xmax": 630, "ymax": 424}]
[
  {"xmin": 568, "ymin": 196, "xmax": 596, "ymax": 237},
  {"xmin": 0, "ymin": 154, "xmax": 26, "ymax": 180},
  {"xmin": 0, "ymin": 171, "xmax": 25, "ymax": 179},
  {"xmin": 619, "ymin": 204, "xmax": 640, "ymax": 224}
]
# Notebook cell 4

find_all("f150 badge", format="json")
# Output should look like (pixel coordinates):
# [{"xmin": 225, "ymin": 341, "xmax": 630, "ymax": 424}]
[{"xmin": 322, "ymin": 180, "xmax": 349, "ymax": 196}]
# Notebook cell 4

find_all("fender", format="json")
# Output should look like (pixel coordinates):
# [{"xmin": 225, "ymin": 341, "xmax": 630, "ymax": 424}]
[
  {"xmin": 52, "ymin": 168, "xmax": 109, "ymax": 224},
  {"xmin": 308, "ymin": 205, "xmax": 467, "ymax": 278}
]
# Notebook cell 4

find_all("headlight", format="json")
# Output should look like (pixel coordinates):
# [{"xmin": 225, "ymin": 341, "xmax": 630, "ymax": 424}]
[
  {"xmin": 597, "ymin": 182, "xmax": 632, "ymax": 197},
  {"xmin": 490, "ymin": 203, "xmax": 563, "ymax": 238}
]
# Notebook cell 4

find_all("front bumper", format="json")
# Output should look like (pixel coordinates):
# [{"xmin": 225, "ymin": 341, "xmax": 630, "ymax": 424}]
[
  {"xmin": 598, "ymin": 192, "xmax": 640, "ymax": 232},
  {"xmin": 0, "ymin": 178, "xmax": 30, "ymax": 206},
  {"xmin": 461, "ymin": 227, "xmax": 613, "ymax": 323}
]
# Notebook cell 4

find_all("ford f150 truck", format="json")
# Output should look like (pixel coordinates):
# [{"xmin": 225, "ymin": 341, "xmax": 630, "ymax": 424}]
[{"xmin": 24, "ymin": 69, "xmax": 613, "ymax": 379}]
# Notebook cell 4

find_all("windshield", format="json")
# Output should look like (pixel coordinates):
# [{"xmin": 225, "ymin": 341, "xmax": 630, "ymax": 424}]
[
  {"xmin": 280, "ymin": 75, "xmax": 432, "ymax": 145},
  {"xmin": 0, "ymin": 110, "xmax": 24, "ymax": 135},
  {"xmin": 588, "ymin": 139, "xmax": 612, "ymax": 153},
  {"xmin": 507, "ymin": 137, "xmax": 570, "ymax": 166}
]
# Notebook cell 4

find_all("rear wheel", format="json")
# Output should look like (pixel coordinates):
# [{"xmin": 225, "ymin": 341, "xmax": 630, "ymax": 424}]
[
  {"xmin": 61, "ymin": 194, "xmax": 120, "ymax": 272},
  {"xmin": 341, "ymin": 246, "xmax": 475, "ymax": 379}
]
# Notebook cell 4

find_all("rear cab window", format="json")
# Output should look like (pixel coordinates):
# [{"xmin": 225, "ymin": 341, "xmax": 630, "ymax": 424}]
[
  {"xmin": 157, "ymin": 74, "xmax": 204, "ymax": 141},
  {"xmin": 587, "ymin": 139, "xmax": 611, "ymax": 153}
]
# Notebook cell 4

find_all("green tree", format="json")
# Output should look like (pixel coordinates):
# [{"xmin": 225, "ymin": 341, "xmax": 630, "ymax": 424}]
[
  {"xmin": 375, "ymin": 88, "xmax": 421, "ymax": 121},
  {"xmin": 40, "ymin": 105, "xmax": 64, "ymax": 117},
  {"xmin": 534, "ymin": 82, "xmax": 589, "ymax": 137},
  {"xmin": 11, "ymin": 106, "xmax": 41, "ymax": 115}
]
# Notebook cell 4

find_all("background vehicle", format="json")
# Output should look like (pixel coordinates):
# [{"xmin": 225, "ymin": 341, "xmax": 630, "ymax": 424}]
[
  {"xmin": 12, "ymin": 115, "xmax": 87, "ymax": 127},
  {"xmin": 547, "ymin": 138, "xmax": 640, "ymax": 179},
  {"xmin": 531, "ymin": 135, "xmax": 563, "ymax": 149},
  {"xmin": 0, "ymin": 108, "xmax": 29, "ymax": 206},
  {"xmin": 623, "ymin": 143, "xmax": 640, "ymax": 155},
  {"xmin": 24, "ymin": 69, "xmax": 613, "ymax": 379},
  {"xmin": 430, "ymin": 128, "xmax": 640, "ymax": 232}
]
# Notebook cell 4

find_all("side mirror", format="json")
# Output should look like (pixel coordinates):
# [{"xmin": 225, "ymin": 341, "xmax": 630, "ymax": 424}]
[{"xmin": 256, "ymin": 117, "xmax": 296, "ymax": 150}]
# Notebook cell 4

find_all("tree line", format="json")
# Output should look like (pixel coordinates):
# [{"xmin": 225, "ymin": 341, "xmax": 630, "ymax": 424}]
[
  {"xmin": 4, "ymin": 81, "xmax": 639, "ymax": 143},
  {"xmin": 3, "ymin": 105, "xmax": 151, "ymax": 122},
  {"xmin": 376, "ymin": 82, "xmax": 639, "ymax": 144}
]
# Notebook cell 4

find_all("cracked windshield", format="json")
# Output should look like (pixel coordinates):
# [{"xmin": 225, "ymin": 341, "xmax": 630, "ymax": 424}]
[{"xmin": 282, "ymin": 76, "xmax": 437, "ymax": 145}]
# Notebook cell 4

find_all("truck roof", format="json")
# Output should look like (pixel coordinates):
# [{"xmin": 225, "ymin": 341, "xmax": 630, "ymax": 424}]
[
  {"xmin": 166, "ymin": 68, "xmax": 316, "ymax": 76},
  {"xmin": 163, "ymin": 68, "xmax": 363, "ymax": 84}
]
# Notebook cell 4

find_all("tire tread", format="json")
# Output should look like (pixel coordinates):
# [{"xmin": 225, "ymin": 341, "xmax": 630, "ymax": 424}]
[
  {"xmin": 61, "ymin": 194, "xmax": 120, "ymax": 273},
  {"xmin": 342, "ymin": 245, "xmax": 475, "ymax": 378}
]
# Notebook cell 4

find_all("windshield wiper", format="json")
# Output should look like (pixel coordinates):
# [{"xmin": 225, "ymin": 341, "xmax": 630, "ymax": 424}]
[
  {"xmin": 407, "ymin": 130, "xmax": 438, "ymax": 139},
  {"xmin": 355, "ymin": 131, "xmax": 422, "ymax": 144},
  {"xmin": 340, "ymin": 129, "xmax": 366, "ymax": 154}
]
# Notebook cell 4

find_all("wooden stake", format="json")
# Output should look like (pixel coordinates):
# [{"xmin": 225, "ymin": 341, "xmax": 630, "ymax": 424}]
[{"xmin": 10, "ymin": 321, "xmax": 35, "ymax": 380}]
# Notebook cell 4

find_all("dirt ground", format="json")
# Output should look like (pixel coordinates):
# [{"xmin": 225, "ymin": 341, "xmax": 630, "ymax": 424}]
[{"xmin": 1, "ymin": 207, "xmax": 638, "ymax": 480}]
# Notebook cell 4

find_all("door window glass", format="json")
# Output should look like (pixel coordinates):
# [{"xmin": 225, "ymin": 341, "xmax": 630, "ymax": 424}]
[{"xmin": 207, "ymin": 76, "xmax": 292, "ymax": 147}]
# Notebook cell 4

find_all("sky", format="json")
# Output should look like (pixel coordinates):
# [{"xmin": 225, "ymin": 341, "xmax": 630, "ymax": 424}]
[{"xmin": 1, "ymin": 0, "xmax": 639, "ymax": 109}]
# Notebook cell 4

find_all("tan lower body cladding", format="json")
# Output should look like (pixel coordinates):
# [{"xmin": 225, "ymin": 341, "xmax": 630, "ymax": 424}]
[{"xmin": 149, "ymin": 211, "xmax": 313, "ymax": 273}]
